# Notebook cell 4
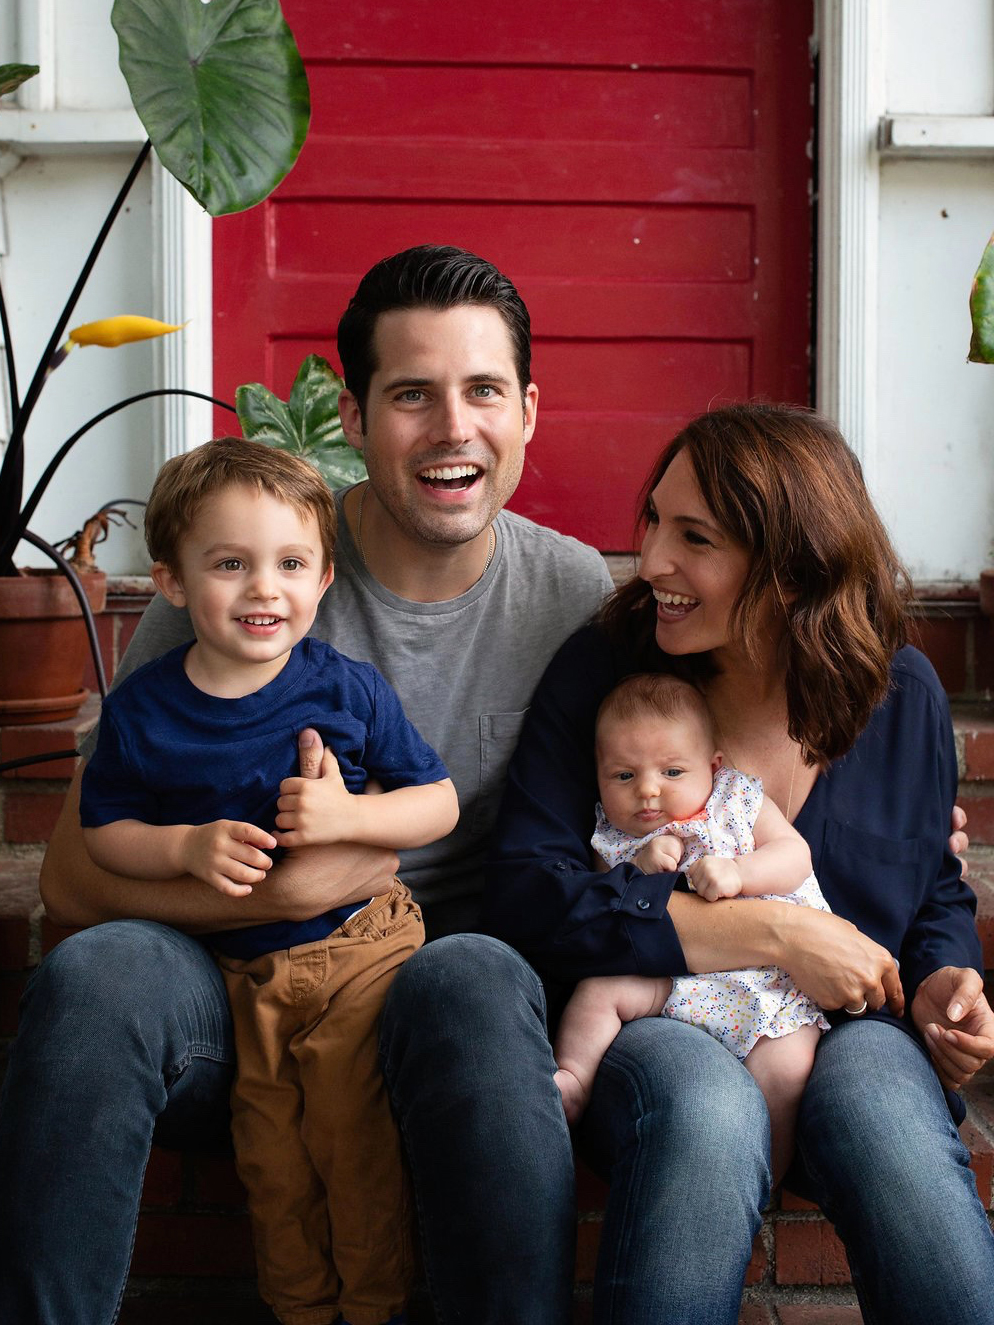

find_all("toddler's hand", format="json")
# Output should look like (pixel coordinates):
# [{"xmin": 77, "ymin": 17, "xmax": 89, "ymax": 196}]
[
  {"xmin": 634, "ymin": 833, "xmax": 683, "ymax": 874},
  {"xmin": 182, "ymin": 820, "xmax": 276, "ymax": 896},
  {"xmin": 686, "ymin": 855, "xmax": 743, "ymax": 901},
  {"xmin": 276, "ymin": 747, "xmax": 355, "ymax": 846}
]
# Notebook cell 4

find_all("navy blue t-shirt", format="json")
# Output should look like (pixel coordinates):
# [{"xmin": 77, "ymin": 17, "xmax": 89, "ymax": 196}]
[{"xmin": 80, "ymin": 637, "xmax": 449, "ymax": 957}]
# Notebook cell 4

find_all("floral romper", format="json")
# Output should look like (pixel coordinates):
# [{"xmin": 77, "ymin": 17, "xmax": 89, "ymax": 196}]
[{"xmin": 591, "ymin": 765, "xmax": 830, "ymax": 1060}]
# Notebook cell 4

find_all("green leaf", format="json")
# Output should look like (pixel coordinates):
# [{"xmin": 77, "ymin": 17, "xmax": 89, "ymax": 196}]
[
  {"xmin": 969, "ymin": 234, "xmax": 994, "ymax": 364},
  {"xmin": 236, "ymin": 355, "xmax": 367, "ymax": 491},
  {"xmin": 111, "ymin": 0, "xmax": 310, "ymax": 217},
  {"xmin": 0, "ymin": 64, "xmax": 39, "ymax": 98}
]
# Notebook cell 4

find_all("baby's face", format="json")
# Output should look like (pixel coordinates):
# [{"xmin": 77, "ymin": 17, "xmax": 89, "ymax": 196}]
[{"xmin": 596, "ymin": 711, "xmax": 719, "ymax": 838}]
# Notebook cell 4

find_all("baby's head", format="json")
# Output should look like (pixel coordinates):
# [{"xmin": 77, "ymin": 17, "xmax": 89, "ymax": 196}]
[
  {"xmin": 144, "ymin": 438, "xmax": 337, "ymax": 669},
  {"xmin": 595, "ymin": 674, "xmax": 722, "ymax": 837}
]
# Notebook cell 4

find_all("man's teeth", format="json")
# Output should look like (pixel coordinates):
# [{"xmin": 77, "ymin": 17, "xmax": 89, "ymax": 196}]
[
  {"xmin": 420, "ymin": 465, "xmax": 480, "ymax": 480},
  {"xmin": 653, "ymin": 591, "xmax": 698, "ymax": 607}
]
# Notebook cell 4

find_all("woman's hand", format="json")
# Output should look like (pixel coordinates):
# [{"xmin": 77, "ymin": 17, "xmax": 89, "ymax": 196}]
[
  {"xmin": 912, "ymin": 966, "xmax": 994, "ymax": 1091},
  {"xmin": 776, "ymin": 905, "xmax": 904, "ymax": 1016}
]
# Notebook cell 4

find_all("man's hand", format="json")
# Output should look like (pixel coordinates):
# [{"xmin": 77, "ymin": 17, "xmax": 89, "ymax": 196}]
[
  {"xmin": 950, "ymin": 804, "xmax": 970, "ymax": 877},
  {"xmin": 686, "ymin": 856, "xmax": 743, "ymax": 902},
  {"xmin": 634, "ymin": 834, "xmax": 683, "ymax": 874},
  {"xmin": 181, "ymin": 820, "xmax": 276, "ymax": 896},
  {"xmin": 912, "ymin": 966, "xmax": 994, "ymax": 1091}
]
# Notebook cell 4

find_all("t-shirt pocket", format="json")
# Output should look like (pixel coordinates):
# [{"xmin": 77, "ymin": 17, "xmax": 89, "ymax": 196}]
[
  {"xmin": 471, "ymin": 710, "xmax": 529, "ymax": 839},
  {"xmin": 820, "ymin": 819, "xmax": 923, "ymax": 952}
]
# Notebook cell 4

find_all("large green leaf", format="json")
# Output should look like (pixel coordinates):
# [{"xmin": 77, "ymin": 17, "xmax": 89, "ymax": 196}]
[
  {"xmin": 111, "ymin": 0, "xmax": 310, "ymax": 216},
  {"xmin": 237, "ymin": 355, "xmax": 367, "ymax": 491},
  {"xmin": 969, "ymin": 232, "xmax": 994, "ymax": 364},
  {"xmin": 0, "ymin": 64, "xmax": 39, "ymax": 99}
]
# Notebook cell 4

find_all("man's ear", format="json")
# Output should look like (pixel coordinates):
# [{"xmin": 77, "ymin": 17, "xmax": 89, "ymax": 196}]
[
  {"xmin": 338, "ymin": 389, "xmax": 364, "ymax": 452},
  {"xmin": 151, "ymin": 561, "xmax": 187, "ymax": 608},
  {"xmin": 522, "ymin": 382, "xmax": 539, "ymax": 446}
]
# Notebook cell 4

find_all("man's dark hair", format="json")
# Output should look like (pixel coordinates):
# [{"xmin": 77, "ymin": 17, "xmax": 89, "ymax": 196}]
[{"xmin": 336, "ymin": 244, "xmax": 532, "ymax": 424}]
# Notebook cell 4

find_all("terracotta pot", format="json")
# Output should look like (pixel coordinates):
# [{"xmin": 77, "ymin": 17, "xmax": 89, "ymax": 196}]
[
  {"xmin": 0, "ymin": 569, "xmax": 107, "ymax": 725},
  {"xmin": 981, "ymin": 568, "xmax": 994, "ymax": 618}
]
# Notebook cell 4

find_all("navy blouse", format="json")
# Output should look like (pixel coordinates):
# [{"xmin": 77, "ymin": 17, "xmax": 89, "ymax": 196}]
[{"xmin": 483, "ymin": 627, "xmax": 980, "ymax": 1018}]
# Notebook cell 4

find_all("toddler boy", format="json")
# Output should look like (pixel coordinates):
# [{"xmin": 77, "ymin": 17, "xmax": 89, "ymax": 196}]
[{"xmin": 80, "ymin": 436, "xmax": 458, "ymax": 1325}]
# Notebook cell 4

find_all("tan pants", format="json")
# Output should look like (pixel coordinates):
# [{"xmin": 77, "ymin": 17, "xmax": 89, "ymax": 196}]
[{"xmin": 217, "ymin": 883, "xmax": 424, "ymax": 1325}]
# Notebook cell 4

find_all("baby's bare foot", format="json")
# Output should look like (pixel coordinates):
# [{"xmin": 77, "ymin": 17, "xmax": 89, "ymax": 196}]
[{"xmin": 554, "ymin": 1067, "xmax": 589, "ymax": 1126}]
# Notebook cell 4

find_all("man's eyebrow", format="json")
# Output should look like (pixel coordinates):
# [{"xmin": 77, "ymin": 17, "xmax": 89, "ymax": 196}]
[{"xmin": 379, "ymin": 371, "xmax": 515, "ymax": 393}]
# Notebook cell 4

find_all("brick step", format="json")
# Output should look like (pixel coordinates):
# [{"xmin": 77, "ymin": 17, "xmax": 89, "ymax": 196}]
[{"xmin": 954, "ymin": 701, "xmax": 994, "ymax": 847}]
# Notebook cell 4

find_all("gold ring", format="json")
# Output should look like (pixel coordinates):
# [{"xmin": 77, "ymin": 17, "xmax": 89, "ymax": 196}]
[{"xmin": 845, "ymin": 999, "xmax": 868, "ymax": 1016}]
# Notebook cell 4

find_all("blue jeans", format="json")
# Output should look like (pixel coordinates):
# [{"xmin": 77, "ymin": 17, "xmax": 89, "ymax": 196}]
[
  {"xmin": 5, "ymin": 924, "xmax": 994, "ymax": 1325},
  {"xmin": 0, "ymin": 921, "xmax": 234, "ymax": 1325},
  {"xmin": 793, "ymin": 1018, "xmax": 994, "ymax": 1324}
]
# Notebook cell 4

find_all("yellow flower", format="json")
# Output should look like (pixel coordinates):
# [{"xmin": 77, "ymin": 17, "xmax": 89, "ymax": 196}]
[{"xmin": 68, "ymin": 315, "xmax": 184, "ymax": 349}]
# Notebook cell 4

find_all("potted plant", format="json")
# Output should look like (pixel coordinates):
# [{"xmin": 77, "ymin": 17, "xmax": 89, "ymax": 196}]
[{"xmin": 0, "ymin": 0, "xmax": 362, "ymax": 726}]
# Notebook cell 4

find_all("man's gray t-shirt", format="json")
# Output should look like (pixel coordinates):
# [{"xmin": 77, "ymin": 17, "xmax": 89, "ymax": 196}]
[{"xmin": 86, "ymin": 490, "xmax": 613, "ymax": 907}]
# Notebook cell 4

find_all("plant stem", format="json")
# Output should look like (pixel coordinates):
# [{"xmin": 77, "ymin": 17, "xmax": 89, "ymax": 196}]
[
  {"xmin": 0, "ymin": 141, "xmax": 153, "ymax": 572},
  {"xmin": 22, "ymin": 529, "xmax": 108, "ymax": 699},
  {"xmin": 0, "ymin": 277, "xmax": 19, "ymax": 419},
  {"xmin": 10, "ymin": 389, "xmax": 234, "ymax": 558}
]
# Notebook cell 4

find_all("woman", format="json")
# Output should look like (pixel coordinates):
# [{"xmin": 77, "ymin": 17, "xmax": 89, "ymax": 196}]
[{"xmin": 483, "ymin": 403, "xmax": 994, "ymax": 1323}]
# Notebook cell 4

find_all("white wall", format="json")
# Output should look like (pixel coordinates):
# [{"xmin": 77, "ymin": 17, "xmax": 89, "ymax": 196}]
[
  {"xmin": 0, "ymin": 0, "xmax": 210, "ymax": 575},
  {"xmin": 875, "ymin": 0, "xmax": 994, "ymax": 581}
]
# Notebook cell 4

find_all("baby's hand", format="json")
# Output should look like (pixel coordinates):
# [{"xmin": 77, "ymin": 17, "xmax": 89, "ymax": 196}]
[
  {"xmin": 276, "ymin": 747, "xmax": 355, "ymax": 846},
  {"xmin": 183, "ymin": 820, "xmax": 276, "ymax": 896},
  {"xmin": 634, "ymin": 833, "xmax": 683, "ymax": 874},
  {"xmin": 686, "ymin": 856, "xmax": 743, "ymax": 901}
]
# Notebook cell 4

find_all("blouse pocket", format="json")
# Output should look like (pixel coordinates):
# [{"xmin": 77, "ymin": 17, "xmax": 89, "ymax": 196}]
[
  {"xmin": 819, "ymin": 819, "xmax": 924, "ymax": 952},
  {"xmin": 470, "ymin": 709, "xmax": 529, "ymax": 839}
]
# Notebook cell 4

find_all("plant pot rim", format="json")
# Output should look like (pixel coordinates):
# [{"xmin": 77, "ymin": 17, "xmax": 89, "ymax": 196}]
[{"xmin": 0, "ymin": 566, "xmax": 107, "ymax": 618}]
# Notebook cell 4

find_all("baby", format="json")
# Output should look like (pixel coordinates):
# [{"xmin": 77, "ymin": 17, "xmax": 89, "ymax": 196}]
[
  {"xmin": 80, "ymin": 437, "xmax": 459, "ymax": 1325},
  {"xmin": 554, "ymin": 672, "xmax": 830, "ymax": 1184}
]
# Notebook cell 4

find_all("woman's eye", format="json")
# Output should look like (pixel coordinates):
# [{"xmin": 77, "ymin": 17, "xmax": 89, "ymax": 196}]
[
  {"xmin": 684, "ymin": 530, "xmax": 711, "ymax": 547},
  {"xmin": 644, "ymin": 505, "xmax": 659, "ymax": 525}
]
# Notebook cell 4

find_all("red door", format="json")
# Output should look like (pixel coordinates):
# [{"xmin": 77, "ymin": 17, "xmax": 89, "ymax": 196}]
[{"xmin": 213, "ymin": 0, "xmax": 813, "ymax": 552}]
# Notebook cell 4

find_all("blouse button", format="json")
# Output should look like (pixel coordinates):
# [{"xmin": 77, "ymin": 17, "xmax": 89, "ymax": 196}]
[{"xmin": 636, "ymin": 898, "xmax": 651, "ymax": 910}]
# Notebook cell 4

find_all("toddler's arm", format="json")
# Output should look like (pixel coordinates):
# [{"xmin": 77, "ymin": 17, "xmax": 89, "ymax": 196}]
[
  {"xmin": 275, "ymin": 745, "xmax": 459, "ymax": 850},
  {"xmin": 83, "ymin": 818, "xmax": 277, "ymax": 897},
  {"xmin": 685, "ymin": 796, "xmax": 812, "ymax": 901}
]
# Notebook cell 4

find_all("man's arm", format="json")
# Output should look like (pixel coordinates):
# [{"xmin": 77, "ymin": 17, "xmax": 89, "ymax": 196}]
[{"xmin": 42, "ymin": 763, "xmax": 399, "ymax": 932}]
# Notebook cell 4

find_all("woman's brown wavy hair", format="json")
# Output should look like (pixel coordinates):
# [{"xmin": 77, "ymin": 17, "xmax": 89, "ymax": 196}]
[{"xmin": 598, "ymin": 403, "xmax": 911, "ymax": 765}]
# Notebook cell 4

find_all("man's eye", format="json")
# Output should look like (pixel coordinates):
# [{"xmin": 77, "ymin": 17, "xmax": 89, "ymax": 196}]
[
  {"xmin": 398, "ymin": 389, "xmax": 424, "ymax": 403},
  {"xmin": 473, "ymin": 384, "xmax": 496, "ymax": 398}
]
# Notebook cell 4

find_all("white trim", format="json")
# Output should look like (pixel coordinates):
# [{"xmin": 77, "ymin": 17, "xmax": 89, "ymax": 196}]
[
  {"xmin": 16, "ymin": 0, "xmax": 56, "ymax": 111},
  {"xmin": 151, "ymin": 159, "xmax": 213, "ymax": 466},
  {"xmin": 0, "ymin": 109, "xmax": 145, "ymax": 151},
  {"xmin": 815, "ymin": 0, "xmax": 883, "ymax": 489},
  {"xmin": 879, "ymin": 115, "xmax": 994, "ymax": 155}
]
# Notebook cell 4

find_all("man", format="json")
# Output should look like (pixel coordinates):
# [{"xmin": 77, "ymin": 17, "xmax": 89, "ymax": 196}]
[{"xmin": 0, "ymin": 246, "xmax": 612, "ymax": 1323}]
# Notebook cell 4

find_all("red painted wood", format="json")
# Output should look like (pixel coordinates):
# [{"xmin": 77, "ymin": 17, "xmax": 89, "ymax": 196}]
[{"xmin": 213, "ymin": 0, "xmax": 814, "ymax": 551}]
